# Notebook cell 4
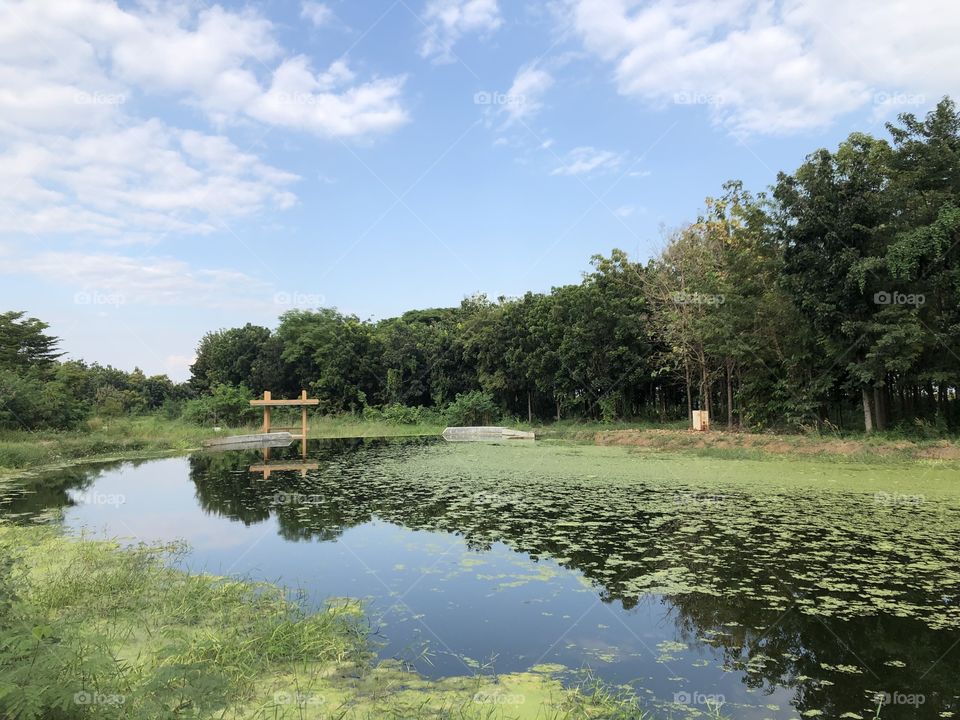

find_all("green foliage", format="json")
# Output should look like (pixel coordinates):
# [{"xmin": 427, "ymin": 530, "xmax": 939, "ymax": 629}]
[
  {"xmin": 380, "ymin": 403, "xmax": 436, "ymax": 425},
  {"xmin": 182, "ymin": 384, "xmax": 258, "ymax": 427},
  {"xmin": 7, "ymin": 100, "xmax": 960, "ymax": 435},
  {"xmin": 0, "ymin": 311, "xmax": 62, "ymax": 372},
  {"xmin": 443, "ymin": 391, "xmax": 499, "ymax": 426}
]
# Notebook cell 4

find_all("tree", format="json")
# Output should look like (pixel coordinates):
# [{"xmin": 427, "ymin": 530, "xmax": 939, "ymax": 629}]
[
  {"xmin": 190, "ymin": 324, "xmax": 272, "ymax": 393},
  {"xmin": 776, "ymin": 133, "xmax": 897, "ymax": 431},
  {"xmin": 0, "ymin": 312, "xmax": 62, "ymax": 372},
  {"xmin": 276, "ymin": 309, "xmax": 380, "ymax": 413}
]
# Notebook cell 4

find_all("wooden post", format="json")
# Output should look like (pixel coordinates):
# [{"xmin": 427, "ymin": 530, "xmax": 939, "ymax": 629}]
[
  {"xmin": 300, "ymin": 389, "xmax": 308, "ymax": 458},
  {"xmin": 262, "ymin": 391, "xmax": 271, "ymax": 433}
]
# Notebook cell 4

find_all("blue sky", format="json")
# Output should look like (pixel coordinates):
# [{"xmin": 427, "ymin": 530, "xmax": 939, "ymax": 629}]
[{"xmin": 1, "ymin": 0, "xmax": 957, "ymax": 379}]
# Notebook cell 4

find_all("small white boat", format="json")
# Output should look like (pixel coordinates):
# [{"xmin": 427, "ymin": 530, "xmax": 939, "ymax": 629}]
[{"xmin": 442, "ymin": 426, "xmax": 535, "ymax": 442}]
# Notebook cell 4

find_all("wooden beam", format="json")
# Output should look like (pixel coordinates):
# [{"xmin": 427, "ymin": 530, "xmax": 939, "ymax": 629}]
[
  {"xmin": 301, "ymin": 389, "xmax": 309, "ymax": 444},
  {"xmin": 250, "ymin": 399, "xmax": 320, "ymax": 406}
]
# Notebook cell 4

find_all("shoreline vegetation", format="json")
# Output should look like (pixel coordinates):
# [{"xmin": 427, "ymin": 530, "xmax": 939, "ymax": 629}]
[
  {"xmin": 3, "ymin": 415, "xmax": 960, "ymax": 478},
  {"xmin": 0, "ymin": 523, "xmax": 654, "ymax": 720}
]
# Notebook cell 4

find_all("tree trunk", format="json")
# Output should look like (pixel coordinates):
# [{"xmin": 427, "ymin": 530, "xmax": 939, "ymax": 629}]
[
  {"xmin": 726, "ymin": 359, "xmax": 734, "ymax": 430},
  {"xmin": 684, "ymin": 362, "xmax": 693, "ymax": 422},
  {"xmin": 873, "ymin": 386, "xmax": 886, "ymax": 431},
  {"xmin": 862, "ymin": 387, "xmax": 874, "ymax": 433},
  {"xmin": 555, "ymin": 397, "xmax": 561, "ymax": 421},
  {"xmin": 527, "ymin": 390, "xmax": 533, "ymax": 423},
  {"xmin": 704, "ymin": 369, "xmax": 712, "ymax": 419}
]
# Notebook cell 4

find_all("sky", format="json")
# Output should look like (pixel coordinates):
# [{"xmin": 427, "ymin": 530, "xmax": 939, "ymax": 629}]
[{"xmin": 1, "ymin": 0, "xmax": 959, "ymax": 380}]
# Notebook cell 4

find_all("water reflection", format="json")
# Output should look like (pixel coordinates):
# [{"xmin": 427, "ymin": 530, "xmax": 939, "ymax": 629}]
[{"xmin": 3, "ymin": 438, "xmax": 958, "ymax": 719}]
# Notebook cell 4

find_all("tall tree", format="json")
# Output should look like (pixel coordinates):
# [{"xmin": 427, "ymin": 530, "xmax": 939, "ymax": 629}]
[{"xmin": 0, "ymin": 311, "xmax": 62, "ymax": 372}]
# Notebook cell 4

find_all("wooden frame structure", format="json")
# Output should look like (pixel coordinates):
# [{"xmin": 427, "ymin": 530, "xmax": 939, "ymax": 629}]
[
  {"xmin": 250, "ymin": 390, "xmax": 319, "ymax": 441},
  {"xmin": 248, "ymin": 390, "xmax": 320, "ymax": 478}
]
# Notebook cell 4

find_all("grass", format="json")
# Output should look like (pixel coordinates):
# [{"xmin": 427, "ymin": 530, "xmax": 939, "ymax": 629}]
[
  {"xmin": 0, "ymin": 415, "xmax": 445, "ymax": 476},
  {"xmin": 0, "ymin": 416, "xmax": 216, "ymax": 475},
  {"xmin": 3, "ymin": 412, "xmax": 959, "ymax": 478},
  {"xmin": 0, "ymin": 522, "xmax": 660, "ymax": 719}
]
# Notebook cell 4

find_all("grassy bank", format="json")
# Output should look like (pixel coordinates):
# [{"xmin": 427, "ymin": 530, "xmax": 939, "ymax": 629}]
[
  {"xmin": 0, "ymin": 523, "xmax": 654, "ymax": 719},
  {"xmin": 0, "ymin": 416, "xmax": 445, "ymax": 476},
  {"xmin": 0, "ymin": 417, "xmax": 216, "ymax": 475},
  {"xmin": 3, "ymin": 414, "xmax": 960, "ymax": 478},
  {"xmin": 595, "ymin": 427, "xmax": 960, "ymax": 462}
]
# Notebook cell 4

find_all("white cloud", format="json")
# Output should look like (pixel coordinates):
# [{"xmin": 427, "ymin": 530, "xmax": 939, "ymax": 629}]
[
  {"xmin": 551, "ymin": 146, "xmax": 622, "ymax": 176},
  {"xmin": 0, "ymin": 121, "xmax": 298, "ymax": 240},
  {"xmin": 614, "ymin": 205, "xmax": 634, "ymax": 218},
  {"xmin": 0, "ymin": 0, "xmax": 410, "ymax": 242},
  {"xmin": 0, "ymin": 0, "xmax": 408, "ymax": 138},
  {"xmin": 248, "ymin": 57, "xmax": 408, "ymax": 137},
  {"xmin": 301, "ymin": 1, "xmax": 334, "ymax": 27},
  {"xmin": 10, "ymin": 251, "xmax": 271, "ymax": 309},
  {"xmin": 501, "ymin": 65, "xmax": 554, "ymax": 124},
  {"xmin": 565, "ymin": 0, "xmax": 960, "ymax": 134},
  {"xmin": 420, "ymin": 0, "xmax": 503, "ymax": 62}
]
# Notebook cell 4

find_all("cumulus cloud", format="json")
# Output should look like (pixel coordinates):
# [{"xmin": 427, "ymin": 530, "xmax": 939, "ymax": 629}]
[
  {"xmin": 551, "ymin": 146, "xmax": 622, "ymax": 176},
  {"xmin": 0, "ymin": 121, "xmax": 298, "ymax": 240},
  {"xmin": 0, "ymin": 0, "xmax": 411, "ymax": 241},
  {"xmin": 565, "ymin": 0, "xmax": 960, "ymax": 134},
  {"xmin": 420, "ymin": 0, "xmax": 503, "ymax": 62},
  {"xmin": 248, "ymin": 57, "xmax": 408, "ymax": 137},
  {"xmin": 0, "ymin": 0, "xmax": 408, "ymax": 138},
  {"xmin": 301, "ymin": 1, "xmax": 334, "ymax": 27},
  {"xmin": 500, "ymin": 65, "xmax": 554, "ymax": 124}
]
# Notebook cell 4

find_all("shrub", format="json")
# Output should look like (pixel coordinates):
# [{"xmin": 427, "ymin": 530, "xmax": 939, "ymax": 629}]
[
  {"xmin": 443, "ymin": 391, "xmax": 499, "ymax": 426},
  {"xmin": 182, "ymin": 384, "xmax": 258, "ymax": 427},
  {"xmin": 382, "ymin": 403, "xmax": 424, "ymax": 424}
]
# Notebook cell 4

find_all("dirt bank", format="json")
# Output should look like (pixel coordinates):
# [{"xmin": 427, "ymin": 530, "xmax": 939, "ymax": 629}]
[{"xmin": 594, "ymin": 428, "xmax": 960, "ymax": 461}]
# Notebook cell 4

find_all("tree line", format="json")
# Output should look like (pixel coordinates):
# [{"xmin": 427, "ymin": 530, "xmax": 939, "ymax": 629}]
[{"xmin": 3, "ymin": 99, "xmax": 959, "ymax": 433}]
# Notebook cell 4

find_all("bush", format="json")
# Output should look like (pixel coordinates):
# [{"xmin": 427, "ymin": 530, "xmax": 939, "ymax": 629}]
[
  {"xmin": 0, "ymin": 369, "xmax": 89, "ymax": 430},
  {"xmin": 382, "ymin": 403, "xmax": 425, "ymax": 424},
  {"xmin": 182, "ymin": 384, "xmax": 258, "ymax": 427},
  {"xmin": 443, "ymin": 391, "xmax": 499, "ymax": 426}
]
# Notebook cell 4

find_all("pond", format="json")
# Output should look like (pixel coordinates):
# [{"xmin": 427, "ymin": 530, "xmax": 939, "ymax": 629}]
[{"xmin": 3, "ymin": 437, "xmax": 959, "ymax": 719}]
